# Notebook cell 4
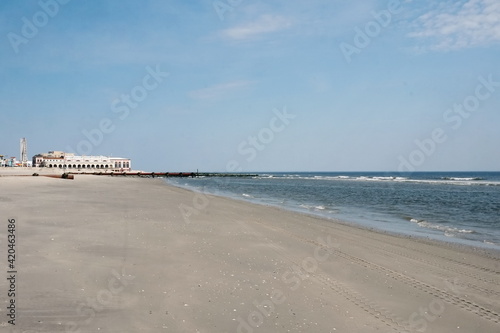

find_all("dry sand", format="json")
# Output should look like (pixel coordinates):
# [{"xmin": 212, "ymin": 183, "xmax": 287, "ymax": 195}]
[{"xmin": 0, "ymin": 175, "xmax": 499, "ymax": 332}]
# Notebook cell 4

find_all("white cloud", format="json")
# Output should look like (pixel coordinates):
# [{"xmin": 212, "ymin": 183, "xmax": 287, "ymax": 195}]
[
  {"xmin": 221, "ymin": 14, "xmax": 292, "ymax": 40},
  {"xmin": 189, "ymin": 80, "xmax": 254, "ymax": 100},
  {"xmin": 409, "ymin": 0, "xmax": 500, "ymax": 51}
]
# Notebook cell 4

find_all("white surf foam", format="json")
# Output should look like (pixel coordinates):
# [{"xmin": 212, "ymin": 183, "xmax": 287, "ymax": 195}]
[{"xmin": 409, "ymin": 218, "xmax": 476, "ymax": 236}]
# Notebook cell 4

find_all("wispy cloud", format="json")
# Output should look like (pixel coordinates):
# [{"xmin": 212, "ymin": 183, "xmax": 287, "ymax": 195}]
[
  {"xmin": 409, "ymin": 0, "xmax": 500, "ymax": 51},
  {"xmin": 221, "ymin": 14, "xmax": 292, "ymax": 40},
  {"xmin": 189, "ymin": 80, "xmax": 254, "ymax": 101}
]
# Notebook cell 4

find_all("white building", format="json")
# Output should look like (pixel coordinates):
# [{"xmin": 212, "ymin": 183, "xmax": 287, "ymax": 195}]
[{"xmin": 32, "ymin": 151, "xmax": 131, "ymax": 171}]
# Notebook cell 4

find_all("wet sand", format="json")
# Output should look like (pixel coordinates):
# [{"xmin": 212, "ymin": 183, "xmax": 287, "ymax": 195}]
[{"xmin": 0, "ymin": 175, "xmax": 499, "ymax": 332}]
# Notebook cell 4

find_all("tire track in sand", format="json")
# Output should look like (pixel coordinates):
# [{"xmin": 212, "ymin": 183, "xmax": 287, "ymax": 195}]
[
  {"xmin": 329, "ymin": 232, "xmax": 500, "ymax": 297},
  {"xmin": 354, "ymin": 231, "xmax": 500, "ymax": 276},
  {"xmin": 234, "ymin": 220, "xmax": 411, "ymax": 331},
  {"xmin": 253, "ymin": 219, "xmax": 500, "ymax": 325},
  {"xmin": 264, "ymin": 240, "xmax": 411, "ymax": 332}
]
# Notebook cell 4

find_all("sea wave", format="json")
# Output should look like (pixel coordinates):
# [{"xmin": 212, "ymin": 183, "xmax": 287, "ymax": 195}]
[
  {"xmin": 298, "ymin": 204, "xmax": 328, "ymax": 211},
  {"xmin": 441, "ymin": 177, "xmax": 483, "ymax": 181},
  {"xmin": 253, "ymin": 175, "xmax": 500, "ymax": 186},
  {"xmin": 409, "ymin": 218, "xmax": 476, "ymax": 236},
  {"xmin": 400, "ymin": 179, "xmax": 500, "ymax": 187}
]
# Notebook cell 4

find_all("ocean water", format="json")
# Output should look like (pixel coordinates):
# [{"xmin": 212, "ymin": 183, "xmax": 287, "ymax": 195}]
[{"xmin": 166, "ymin": 172, "xmax": 500, "ymax": 250}]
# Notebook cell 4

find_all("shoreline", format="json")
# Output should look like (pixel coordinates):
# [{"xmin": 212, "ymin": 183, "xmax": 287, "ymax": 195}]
[
  {"xmin": 1, "ymin": 175, "xmax": 499, "ymax": 332},
  {"xmin": 165, "ymin": 178, "xmax": 500, "ymax": 253},
  {"xmin": 4, "ymin": 169, "xmax": 495, "ymax": 254},
  {"xmin": 171, "ymin": 178, "xmax": 500, "ymax": 260}
]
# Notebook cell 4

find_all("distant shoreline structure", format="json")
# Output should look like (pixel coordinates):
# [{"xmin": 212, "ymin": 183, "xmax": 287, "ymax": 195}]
[
  {"xmin": 0, "ymin": 168, "xmax": 258, "ymax": 179},
  {"xmin": 1, "ymin": 140, "xmax": 132, "ymax": 172},
  {"xmin": 32, "ymin": 150, "xmax": 131, "ymax": 171}
]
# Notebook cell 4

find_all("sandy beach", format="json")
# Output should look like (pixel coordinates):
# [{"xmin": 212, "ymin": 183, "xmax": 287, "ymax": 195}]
[{"xmin": 0, "ymin": 175, "xmax": 499, "ymax": 332}]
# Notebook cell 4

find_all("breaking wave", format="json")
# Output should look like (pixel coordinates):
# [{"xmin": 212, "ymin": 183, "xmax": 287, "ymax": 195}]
[
  {"xmin": 253, "ymin": 174, "xmax": 500, "ymax": 186},
  {"xmin": 409, "ymin": 218, "xmax": 476, "ymax": 237}
]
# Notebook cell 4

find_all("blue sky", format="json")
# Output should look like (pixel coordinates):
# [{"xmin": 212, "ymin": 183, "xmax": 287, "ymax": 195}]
[{"xmin": 1, "ymin": 0, "xmax": 499, "ymax": 172}]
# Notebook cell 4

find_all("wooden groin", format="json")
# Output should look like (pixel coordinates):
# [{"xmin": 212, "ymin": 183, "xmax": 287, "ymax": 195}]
[
  {"xmin": 4, "ymin": 172, "xmax": 258, "ymax": 180},
  {"xmin": 66, "ymin": 172, "xmax": 259, "ymax": 178}
]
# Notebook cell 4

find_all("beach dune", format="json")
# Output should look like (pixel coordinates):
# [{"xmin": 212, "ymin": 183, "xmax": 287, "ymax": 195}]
[{"xmin": 0, "ymin": 175, "xmax": 499, "ymax": 332}]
